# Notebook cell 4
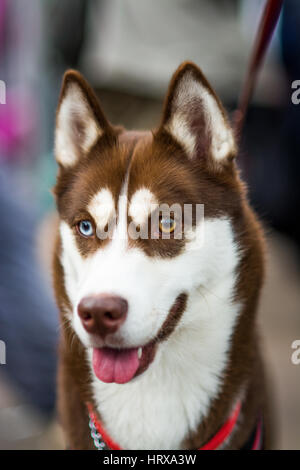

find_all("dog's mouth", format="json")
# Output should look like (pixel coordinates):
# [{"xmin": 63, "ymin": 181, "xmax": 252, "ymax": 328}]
[
  {"xmin": 92, "ymin": 292, "xmax": 187, "ymax": 384},
  {"xmin": 92, "ymin": 341, "xmax": 157, "ymax": 384}
]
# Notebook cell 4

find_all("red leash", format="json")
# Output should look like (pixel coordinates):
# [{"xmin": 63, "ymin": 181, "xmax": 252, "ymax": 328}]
[
  {"xmin": 234, "ymin": 0, "xmax": 284, "ymax": 138},
  {"xmin": 200, "ymin": 402, "xmax": 241, "ymax": 450}
]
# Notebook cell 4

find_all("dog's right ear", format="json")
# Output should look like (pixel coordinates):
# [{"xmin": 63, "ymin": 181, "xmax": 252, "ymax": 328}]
[{"xmin": 55, "ymin": 70, "xmax": 112, "ymax": 168}]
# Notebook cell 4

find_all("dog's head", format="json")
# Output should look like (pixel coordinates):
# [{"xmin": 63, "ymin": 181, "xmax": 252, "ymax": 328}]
[{"xmin": 54, "ymin": 62, "xmax": 242, "ymax": 385}]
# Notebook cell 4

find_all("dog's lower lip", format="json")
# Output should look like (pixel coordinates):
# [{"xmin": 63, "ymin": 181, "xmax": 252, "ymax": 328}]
[
  {"xmin": 135, "ymin": 341, "xmax": 157, "ymax": 378},
  {"xmin": 120, "ymin": 341, "xmax": 157, "ymax": 377}
]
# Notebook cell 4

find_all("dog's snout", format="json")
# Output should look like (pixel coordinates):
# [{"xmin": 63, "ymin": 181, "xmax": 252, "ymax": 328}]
[{"xmin": 78, "ymin": 295, "xmax": 128, "ymax": 337}]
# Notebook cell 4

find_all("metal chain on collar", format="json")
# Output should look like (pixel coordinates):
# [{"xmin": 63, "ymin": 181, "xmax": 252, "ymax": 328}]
[{"xmin": 88, "ymin": 415, "xmax": 108, "ymax": 450}]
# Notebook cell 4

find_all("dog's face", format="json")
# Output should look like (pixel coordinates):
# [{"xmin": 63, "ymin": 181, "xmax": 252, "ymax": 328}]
[{"xmin": 54, "ymin": 63, "xmax": 241, "ymax": 385}]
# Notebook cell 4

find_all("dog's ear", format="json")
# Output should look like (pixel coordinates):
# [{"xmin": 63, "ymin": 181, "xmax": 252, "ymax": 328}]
[
  {"xmin": 55, "ymin": 70, "xmax": 112, "ymax": 168},
  {"xmin": 158, "ymin": 62, "xmax": 236, "ymax": 166}
]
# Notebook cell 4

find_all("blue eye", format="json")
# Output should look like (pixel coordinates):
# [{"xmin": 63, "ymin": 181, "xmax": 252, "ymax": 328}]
[
  {"xmin": 159, "ymin": 216, "xmax": 176, "ymax": 234},
  {"xmin": 78, "ymin": 220, "xmax": 94, "ymax": 237}
]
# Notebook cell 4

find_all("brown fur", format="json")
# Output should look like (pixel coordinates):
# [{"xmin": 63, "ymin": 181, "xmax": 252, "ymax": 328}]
[{"xmin": 53, "ymin": 62, "xmax": 268, "ymax": 449}]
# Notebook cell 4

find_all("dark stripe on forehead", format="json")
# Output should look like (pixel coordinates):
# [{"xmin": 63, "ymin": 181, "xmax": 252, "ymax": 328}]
[{"xmin": 119, "ymin": 130, "xmax": 153, "ymax": 186}]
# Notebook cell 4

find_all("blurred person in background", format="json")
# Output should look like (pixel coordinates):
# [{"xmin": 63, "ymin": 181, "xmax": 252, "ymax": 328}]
[
  {"xmin": 0, "ymin": 0, "xmax": 58, "ymax": 445},
  {"xmin": 0, "ymin": 172, "xmax": 57, "ymax": 415}
]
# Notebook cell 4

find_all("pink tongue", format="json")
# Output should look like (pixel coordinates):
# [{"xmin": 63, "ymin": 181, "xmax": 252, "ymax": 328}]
[{"xmin": 93, "ymin": 347, "xmax": 140, "ymax": 384}]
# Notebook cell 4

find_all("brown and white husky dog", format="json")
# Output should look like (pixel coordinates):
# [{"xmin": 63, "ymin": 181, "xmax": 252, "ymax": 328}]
[{"xmin": 53, "ymin": 62, "xmax": 268, "ymax": 450}]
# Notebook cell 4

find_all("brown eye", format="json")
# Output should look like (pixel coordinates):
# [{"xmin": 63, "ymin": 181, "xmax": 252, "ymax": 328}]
[
  {"xmin": 159, "ymin": 216, "xmax": 176, "ymax": 234},
  {"xmin": 77, "ymin": 220, "xmax": 94, "ymax": 237}
]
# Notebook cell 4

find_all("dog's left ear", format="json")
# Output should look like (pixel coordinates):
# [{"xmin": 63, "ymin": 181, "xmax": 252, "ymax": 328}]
[
  {"xmin": 158, "ymin": 62, "xmax": 236, "ymax": 166},
  {"xmin": 55, "ymin": 70, "xmax": 112, "ymax": 168}
]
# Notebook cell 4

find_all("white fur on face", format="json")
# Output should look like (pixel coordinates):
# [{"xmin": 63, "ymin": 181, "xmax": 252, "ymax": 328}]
[
  {"xmin": 129, "ymin": 188, "xmax": 158, "ymax": 226},
  {"xmin": 166, "ymin": 71, "xmax": 235, "ymax": 161},
  {"xmin": 88, "ymin": 188, "xmax": 115, "ymax": 230},
  {"xmin": 59, "ymin": 194, "xmax": 241, "ymax": 448},
  {"xmin": 55, "ymin": 84, "xmax": 100, "ymax": 167},
  {"xmin": 60, "ymin": 221, "xmax": 84, "ymax": 305}
]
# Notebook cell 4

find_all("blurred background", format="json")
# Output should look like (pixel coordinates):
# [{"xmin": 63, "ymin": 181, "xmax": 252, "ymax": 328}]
[{"xmin": 0, "ymin": 0, "xmax": 299, "ymax": 450}]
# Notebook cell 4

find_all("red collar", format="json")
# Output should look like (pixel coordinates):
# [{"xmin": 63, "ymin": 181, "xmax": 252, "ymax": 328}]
[{"xmin": 86, "ymin": 401, "xmax": 261, "ymax": 450}]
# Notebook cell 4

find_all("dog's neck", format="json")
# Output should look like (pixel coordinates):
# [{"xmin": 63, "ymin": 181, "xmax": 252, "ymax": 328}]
[{"xmin": 89, "ymin": 273, "xmax": 241, "ymax": 450}]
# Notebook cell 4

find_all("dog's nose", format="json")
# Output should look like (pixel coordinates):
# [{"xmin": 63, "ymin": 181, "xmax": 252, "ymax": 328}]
[{"xmin": 78, "ymin": 295, "xmax": 128, "ymax": 337}]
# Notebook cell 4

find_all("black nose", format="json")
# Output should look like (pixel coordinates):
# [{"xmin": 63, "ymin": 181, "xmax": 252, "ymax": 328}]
[{"xmin": 78, "ymin": 294, "xmax": 128, "ymax": 337}]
